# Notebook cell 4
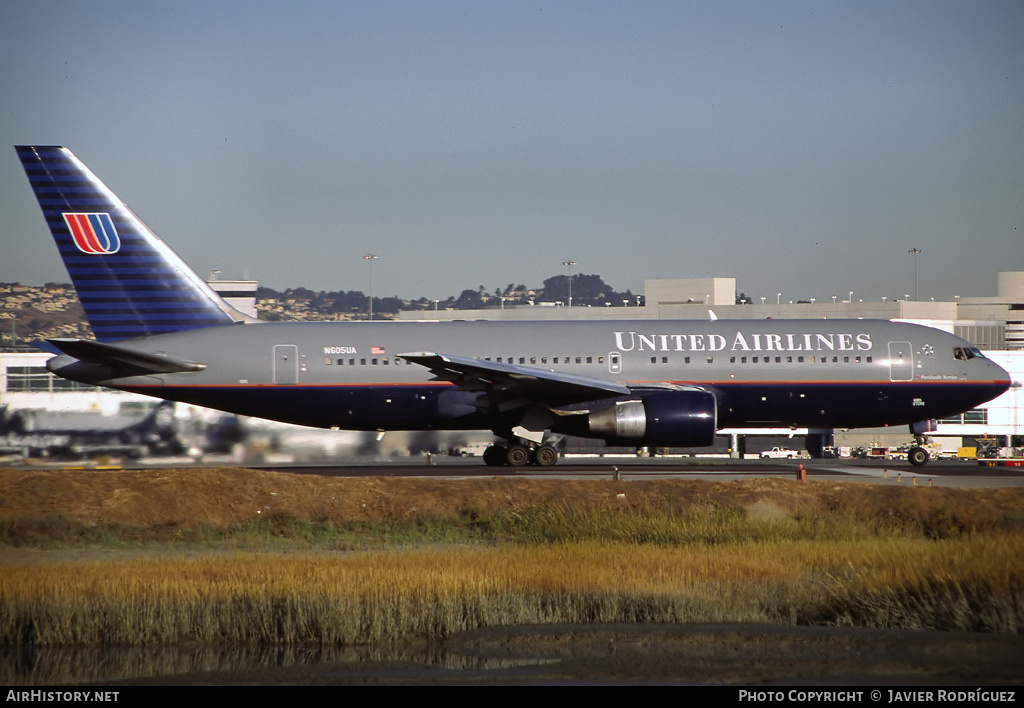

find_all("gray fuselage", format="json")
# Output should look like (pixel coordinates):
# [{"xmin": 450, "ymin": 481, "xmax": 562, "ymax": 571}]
[{"xmin": 47, "ymin": 318, "xmax": 1011, "ymax": 436}]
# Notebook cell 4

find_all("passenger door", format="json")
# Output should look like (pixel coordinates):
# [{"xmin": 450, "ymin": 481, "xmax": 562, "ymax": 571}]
[
  {"xmin": 273, "ymin": 345, "xmax": 299, "ymax": 384},
  {"xmin": 888, "ymin": 341, "xmax": 913, "ymax": 382}
]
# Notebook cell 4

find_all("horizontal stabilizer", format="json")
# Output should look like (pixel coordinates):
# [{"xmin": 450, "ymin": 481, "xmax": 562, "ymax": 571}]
[
  {"xmin": 47, "ymin": 338, "xmax": 206, "ymax": 375},
  {"xmin": 29, "ymin": 340, "xmax": 63, "ymax": 355}
]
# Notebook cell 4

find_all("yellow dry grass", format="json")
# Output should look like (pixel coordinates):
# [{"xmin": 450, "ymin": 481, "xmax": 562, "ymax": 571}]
[
  {"xmin": 3, "ymin": 534, "xmax": 1022, "ymax": 645},
  {"xmin": 3, "ymin": 468, "xmax": 1023, "ymax": 645}
]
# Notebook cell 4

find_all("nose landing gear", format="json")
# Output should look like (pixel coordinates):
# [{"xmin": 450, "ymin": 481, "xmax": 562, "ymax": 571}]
[
  {"xmin": 908, "ymin": 444, "xmax": 931, "ymax": 467},
  {"xmin": 907, "ymin": 421, "xmax": 937, "ymax": 467}
]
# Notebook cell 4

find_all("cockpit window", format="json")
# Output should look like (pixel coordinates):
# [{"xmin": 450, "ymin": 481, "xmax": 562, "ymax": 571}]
[{"xmin": 954, "ymin": 346, "xmax": 985, "ymax": 361}]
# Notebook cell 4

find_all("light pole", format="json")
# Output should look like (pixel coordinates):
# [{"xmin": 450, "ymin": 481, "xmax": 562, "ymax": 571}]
[
  {"xmin": 908, "ymin": 247, "xmax": 923, "ymax": 300},
  {"xmin": 562, "ymin": 260, "xmax": 576, "ymax": 310},
  {"xmin": 364, "ymin": 253, "xmax": 378, "ymax": 320}
]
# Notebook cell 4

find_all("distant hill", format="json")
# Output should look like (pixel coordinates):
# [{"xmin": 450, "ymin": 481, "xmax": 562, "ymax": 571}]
[
  {"xmin": 2, "ymin": 273, "xmax": 639, "ymax": 342},
  {"xmin": 256, "ymin": 272, "xmax": 638, "ymax": 319}
]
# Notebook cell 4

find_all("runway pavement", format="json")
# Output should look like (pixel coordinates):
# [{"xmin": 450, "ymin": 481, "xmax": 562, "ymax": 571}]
[{"xmin": 249, "ymin": 455, "xmax": 1024, "ymax": 488}]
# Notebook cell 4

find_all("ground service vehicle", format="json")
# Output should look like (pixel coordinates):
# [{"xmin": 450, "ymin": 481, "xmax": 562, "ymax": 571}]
[{"xmin": 760, "ymin": 447, "xmax": 800, "ymax": 459}]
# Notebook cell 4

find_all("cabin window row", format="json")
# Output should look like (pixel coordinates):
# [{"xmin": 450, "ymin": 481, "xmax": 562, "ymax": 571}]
[
  {"xmin": 324, "ymin": 354, "xmax": 876, "ymax": 367},
  {"xmin": 324, "ymin": 356, "xmax": 606, "ymax": 366},
  {"xmin": 488, "ymin": 356, "xmax": 599, "ymax": 365},
  {"xmin": 326, "ymin": 358, "xmax": 414, "ymax": 366},
  {"xmin": 735, "ymin": 355, "xmax": 871, "ymax": 364}
]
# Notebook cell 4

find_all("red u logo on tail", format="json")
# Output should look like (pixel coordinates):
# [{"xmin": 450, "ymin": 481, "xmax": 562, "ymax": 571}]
[{"xmin": 63, "ymin": 213, "xmax": 120, "ymax": 254}]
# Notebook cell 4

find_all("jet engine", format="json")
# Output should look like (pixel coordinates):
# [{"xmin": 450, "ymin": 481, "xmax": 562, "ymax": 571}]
[{"xmin": 587, "ymin": 389, "xmax": 717, "ymax": 447}]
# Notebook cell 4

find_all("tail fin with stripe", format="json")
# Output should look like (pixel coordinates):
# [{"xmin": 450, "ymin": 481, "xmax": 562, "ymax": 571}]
[{"xmin": 15, "ymin": 146, "xmax": 246, "ymax": 342}]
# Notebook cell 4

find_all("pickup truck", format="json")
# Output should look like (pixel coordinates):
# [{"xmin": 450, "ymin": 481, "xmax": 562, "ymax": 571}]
[{"xmin": 760, "ymin": 447, "xmax": 801, "ymax": 459}]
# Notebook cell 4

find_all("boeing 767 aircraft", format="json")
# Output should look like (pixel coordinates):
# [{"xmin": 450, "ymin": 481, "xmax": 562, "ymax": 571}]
[{"xmin": 15, "ymin": 146, "xmax": 1012, "ymax": 466}]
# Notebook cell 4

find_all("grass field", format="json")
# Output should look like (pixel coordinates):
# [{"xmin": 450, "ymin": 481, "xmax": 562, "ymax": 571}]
[{"xmin": 3, "ymin": 477, "xmax": 1023, "ymax": 647}]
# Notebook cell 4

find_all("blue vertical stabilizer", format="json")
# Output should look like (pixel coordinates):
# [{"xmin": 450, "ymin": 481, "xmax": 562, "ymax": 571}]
[{"xmin": 15, "ymin": 146, "xmax": 242, "ymax": 342}]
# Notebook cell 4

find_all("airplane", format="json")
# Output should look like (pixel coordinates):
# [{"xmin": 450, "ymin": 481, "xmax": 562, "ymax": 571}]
[{"xmin": 14, "ymin": 145, "xmax": 1012, "ymax": 467}]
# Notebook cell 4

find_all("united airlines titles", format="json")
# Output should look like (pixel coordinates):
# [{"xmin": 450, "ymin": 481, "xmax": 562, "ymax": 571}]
[{"xmin": 612, "ymin": 331, "xmax": 872, "ymax": 353}]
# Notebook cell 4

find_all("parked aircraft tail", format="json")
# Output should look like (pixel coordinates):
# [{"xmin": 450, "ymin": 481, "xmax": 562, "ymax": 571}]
[{"xmin": 15, "ymin": 146, "xmax": 248, "ymax": 342}]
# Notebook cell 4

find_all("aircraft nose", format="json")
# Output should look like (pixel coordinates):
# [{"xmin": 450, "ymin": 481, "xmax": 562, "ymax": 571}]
[{"xmin": 991, "ymin": 360, "xmax": 1013, "ymax": 395}]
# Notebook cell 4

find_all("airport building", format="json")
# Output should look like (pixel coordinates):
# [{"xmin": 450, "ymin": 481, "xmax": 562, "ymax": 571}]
[
  {"xmin": 206, "ymin": 278, "xmax": 259, "ymax": 319},
  {"xmin": 398, "ymin": 271, "xmax": 1024, "ymax": 351}
]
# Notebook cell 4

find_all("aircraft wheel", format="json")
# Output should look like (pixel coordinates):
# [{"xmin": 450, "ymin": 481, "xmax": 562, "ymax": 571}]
[
  {"xmin": 483, "ymin": 444, "xmax": 506, "ymax": 466},
  {"xmin": 533, "ymin": 445, "xmax": 558, "ymax": 467},
  {"xmin": 505, "ymin": 443, "xmax": 531, "ymax": 467},
  {"xmin": 908, "ymin": 446, "xmax": 930, "ymax": 467}
]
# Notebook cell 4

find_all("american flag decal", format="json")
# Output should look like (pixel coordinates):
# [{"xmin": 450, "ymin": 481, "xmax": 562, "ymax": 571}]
[
  {"xmin": 371, "ymin": 346, "xmax": 386, "ymax": 355},
  {"xmin": 63, "ymin": 213, "xmax": 121, "ymax": 254}
]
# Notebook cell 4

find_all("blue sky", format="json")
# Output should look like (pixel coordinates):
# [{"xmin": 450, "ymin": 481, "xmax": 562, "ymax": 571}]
[{"xmin": 2, "ymin": 0, "xmax": 1021, "ymax": 303}]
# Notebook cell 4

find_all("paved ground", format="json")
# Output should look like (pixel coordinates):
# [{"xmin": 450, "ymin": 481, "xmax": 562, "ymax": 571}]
[{"xmin": 250, "ymin": 456, "xmax": 1024, "ymax": 489}]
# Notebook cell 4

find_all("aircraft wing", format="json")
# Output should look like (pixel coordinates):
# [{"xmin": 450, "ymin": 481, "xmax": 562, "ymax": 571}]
[
  {"xmin": 47, "ymin": 338, "xmax": 207, "ymax": 375},
  {"xmin": 398, "ymin": 352, "xmax": 631, "ymax": 406}
]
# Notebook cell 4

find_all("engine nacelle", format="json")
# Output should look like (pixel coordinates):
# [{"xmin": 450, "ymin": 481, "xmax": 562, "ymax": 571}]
[{"xmin": 588, "ymin": 389, "xmax": 717, "ymax": 447}]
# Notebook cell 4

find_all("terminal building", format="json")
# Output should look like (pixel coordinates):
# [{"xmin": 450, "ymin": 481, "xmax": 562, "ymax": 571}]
[
  {"xmin": 2, "ymin": 273, "xmax": 1022, "ymax": 458},
  {"xmin": 398, "ymin": 271, "xmax": 1023, "ymax": 350}
]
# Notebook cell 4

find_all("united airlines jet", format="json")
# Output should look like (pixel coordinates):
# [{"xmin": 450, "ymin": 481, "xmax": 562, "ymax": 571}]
[{"xmin": 15, "ymin": 146, "xmax": 1011, "ymax": 466}]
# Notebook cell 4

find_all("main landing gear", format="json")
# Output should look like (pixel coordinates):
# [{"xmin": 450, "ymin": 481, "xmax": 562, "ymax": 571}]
[{"xmin": 482, "ymin": 442, "xmax": 559, "ymax": 467}]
